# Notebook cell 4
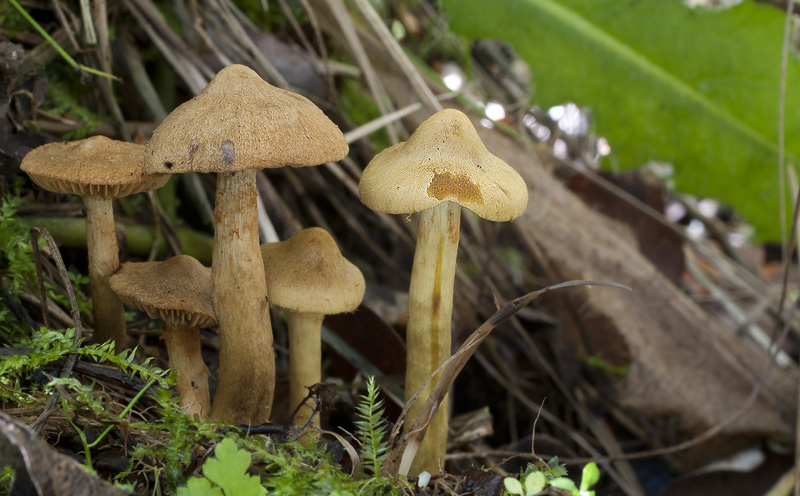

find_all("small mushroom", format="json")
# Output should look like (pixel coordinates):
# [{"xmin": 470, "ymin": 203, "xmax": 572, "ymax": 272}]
[
  {"xmin": 109, "ymin": 255, "xmax": 215, "ymax": 420},
  {"xmin": 20, "ymin": 136, "xmax": 169, "ymax": 353},
  {"xmin": 144, "ymin": 64, "xmax": 348, "ymax": 424},
  {"xmin": 359, "ymin": 109, "xmax": 527, "ymax": 474},
  {"xmin": 259, "ymin": 228, "xmax": 364, "ymax": 438}
]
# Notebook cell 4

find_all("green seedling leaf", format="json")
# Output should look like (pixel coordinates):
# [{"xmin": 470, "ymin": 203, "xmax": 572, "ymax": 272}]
[
  {"xmin": 201, "ymin": 438, "xmax": 266, "ymax": 496},
  {"xmin": 444, "ymin": 0, "xmax": 800, "ymax": 241},
  {"xmin": 550, "ymin": 477, "xmax": 578, "ymax": 493},
  {"xmin": 524, "ymin": 471, "xmax": 546, "ymax": 494},
  {"xmin": 504, "ymin": 477, "xmax": 525, "ymax": 495},
  {"xmin": 580, "ymin": 462, "xmax": 600, "ymax": 492}
]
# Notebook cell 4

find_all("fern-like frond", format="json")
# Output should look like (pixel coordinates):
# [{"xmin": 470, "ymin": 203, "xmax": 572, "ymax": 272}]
[{"xmin": 353, "ymin": 377, "xmax": 389, "ymax": 477}]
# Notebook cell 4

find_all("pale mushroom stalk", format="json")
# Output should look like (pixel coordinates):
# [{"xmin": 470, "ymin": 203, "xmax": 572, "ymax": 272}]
[
  {"xmin": 210, "ymin": 169, "xmax": 274, "ymax": 423},
  {"xmin": 162, "ymin": 322, "xmax": 210, "ymax": 419},
  {"xmin": 287, "ymin": 310, "xmax": 324, "ymax": 430},
  {"xmin": 405, "ymin": 201, "xmax": 460, "ymax": 475},
  {"xmin": 84, "ymin": 196, "xmax": 126, "ymax": 351}
]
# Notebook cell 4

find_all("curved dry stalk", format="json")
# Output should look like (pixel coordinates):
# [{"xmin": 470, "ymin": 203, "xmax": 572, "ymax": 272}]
[{"xmin": 382, "ymin": 280, "xmax": 630, "ymax": 478}]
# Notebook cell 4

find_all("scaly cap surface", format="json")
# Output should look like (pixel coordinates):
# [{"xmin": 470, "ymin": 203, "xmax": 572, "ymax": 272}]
[{"xmin": 144, "ymin": 64, "xmax": 348, "ymax": 174}]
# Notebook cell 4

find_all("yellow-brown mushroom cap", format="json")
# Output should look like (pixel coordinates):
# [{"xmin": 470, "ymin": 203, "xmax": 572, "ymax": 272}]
[
  {"xmin": 260, "ymin": 227, "xmax": 365, "ymax": 315},
  {"xmin": 20, "ymin": 136, "xmax": 169, "ymax": 199},
  {"xmin": 359, "ymin": 108, "xmax": 528, "ymax": 221},
  {"xmin": 109, "ymin": 255, "xmax": 216, "ymax": 328},
  {"xmin": 144, "ymin": 64, "xmax": 349, "ymax": 174}
]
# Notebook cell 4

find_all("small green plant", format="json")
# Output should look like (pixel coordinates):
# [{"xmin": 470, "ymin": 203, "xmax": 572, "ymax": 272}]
[
  {"xmin": 550, "ymin": 462, "xmax": 600, "ymax": 496},
  {"xmin": 169, "ymin": 378, "xmax": 400, "ymax": 495},
  {"xmin": 0, "ymin": 467, "xmax": 14, "ymax": 494},
  {"xmin": 504, "ymin": 470, "xmax": 545, "ymax": 496},
  {"xmin": 177, "ymin": 438, "xmax": 266, "ymax": 496},
  {"xmin": 504, "ymin": 460, "xmax": 599, "ymax": 496},
  {"xmin": 354, "ymin": 376, "xmax": 389, "ymax": 477}
]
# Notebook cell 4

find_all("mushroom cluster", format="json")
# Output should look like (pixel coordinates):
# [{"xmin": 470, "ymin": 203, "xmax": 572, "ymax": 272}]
[
  {"xmin": 20, "ymin": 64, "xmax": 350, "ymax": 426},
  {"xmin": 21, "ymin": 65, "xmax": 527, "ymax": 478},
  {"xmin": 142, "ymin": 64, "xmax": 348, "ymax": 424}
]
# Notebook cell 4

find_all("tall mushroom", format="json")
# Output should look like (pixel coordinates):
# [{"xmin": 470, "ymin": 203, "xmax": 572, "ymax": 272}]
[
  {"xmin": 359, "ymin": 109, "xmax": 528, "ymax": 474},
  {"xmin": 109, "ymin": 255, "xmax": 215, "ymax": 420},
  {"xmin": 259, "ymin": 228, "xmax": 364, "ymax": 438},
  {"xmin": 144, "ymin": 64, "xmax": 348, "ymax": 424},
  {"xmin": 20, "ymin": 136, "xmax": 168, "ymax": 353}
]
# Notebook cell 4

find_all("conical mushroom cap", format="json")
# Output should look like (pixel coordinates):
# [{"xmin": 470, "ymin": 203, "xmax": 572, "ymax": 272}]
[
  {"xmin": 144, "ymin": 64, "xmax": 348, "ymax": 174},
  {"xmin": 260, "ymin": 227, "xmax": 365, "ymax": 315},
  {"xmin": 21, "ymin": 136, "xmax": 169, "ymax": 199},
  {"xmin": 359, "ymin": 108, "xmax": 527, "ymax": 221},
  {"xmin": 109, "ymin": 255, "xmax": 216, "ymax": 328}
]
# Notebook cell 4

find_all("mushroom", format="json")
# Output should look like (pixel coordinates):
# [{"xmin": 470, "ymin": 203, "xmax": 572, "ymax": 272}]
[
  {"xmin": 259, "ymin": 228, "xmax": 365, "ymax": 438},
  {"xmin": 109, "ymin": 255, "xmax": 215, "ymax": 419},
  {"xmin": 143, "ymin": 64, "xmax": 348, "ymax": 424},
  {"xmin": 20, "ymin": 136, "xmax": 169, "ymax": 353},
  {"xmin": 358, "ymin": 109, "xmax": 527, "ymax": 474}
]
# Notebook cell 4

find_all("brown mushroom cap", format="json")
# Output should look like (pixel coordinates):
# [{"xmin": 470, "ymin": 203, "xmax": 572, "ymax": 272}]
[
  {"xmin": 260, "ymin": 227, "xmax": 365, "ymax": 315},
  {"xmin": 359, "ymin": 108, "xmax": 528, "ymax": 221},
  {"xmin": 143, "ymin": 64, "xmax": 348, "ymax": 174},
  {"xmin": 21, "ymin": 136, "xmax": 169, "ymax": 199},
  {"xmin": 109, "ymin": 255, "xmax": 216, "ymax": 328}
]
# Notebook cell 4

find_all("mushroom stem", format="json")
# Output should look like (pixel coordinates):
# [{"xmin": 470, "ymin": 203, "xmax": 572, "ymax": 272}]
[
  {"xmin": 209, "ymin": 169, "xmax": 275, "ymax": 424},
  {"xmin": 83, "ymin": 196, "xmax": 126, "ymax": 353},
  {"xmin": 162, "ymin": 321, "xmax": 211, "ymax": 420},
  {"xmin": 404, "ymin": 200, "xmax": 461, "ymax": 475},
  {"xmin": 287, "ymin": 310, "xmax": 324, "ymax": 439}
]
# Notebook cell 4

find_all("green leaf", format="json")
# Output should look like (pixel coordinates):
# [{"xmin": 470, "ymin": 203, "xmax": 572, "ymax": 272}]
[
  {"xmin": 444, "ymin": 0, "xmax": 800, "ymax": 240},
  {"xmin": 203, "ymin": 438, "xmax": 266, "ymax": 496},
  {"xmin": 177, "ymin": 478, "xmax": 224, "ymax": 496},
  {"xmin": 504, "ymin": 477, "xmax": 524, "ymax": 495},
  {"xmin": 545, "ymin": 456, "xmax": 568, "ymax": 478},
  {"xmin": 524, "ymin": 471, "xmax": 546, "ymax": 494},
  {"xmin": 580, "ymin": 462, "xmax": 600, "ymax": 491},
  {"xmin": 550, "ymin": 477, "xmax": 578, "ymax": 492}
]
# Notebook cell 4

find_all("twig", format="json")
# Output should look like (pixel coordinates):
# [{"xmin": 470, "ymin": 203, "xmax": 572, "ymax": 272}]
[
  {"xmin": 323, "ymin": 0, "xmax": 400, "ymax": 144},
  {"xmin": 777, "ymin": 0, "xmax": 795, "ymax": 262},
  {"xmin": 773, "ymin": 182, "xmax": 800, "ymax": 340},
  {"xmin": 49, "ymin": 0, "xmax": 81, "ymax": 51},
  {"xmin": 350, "ymin": 0, "xmax": 441, "ymax": 113},
  {"xmin": 28, "ymin": 227, "xmax": 86, "ymax": 436}
]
